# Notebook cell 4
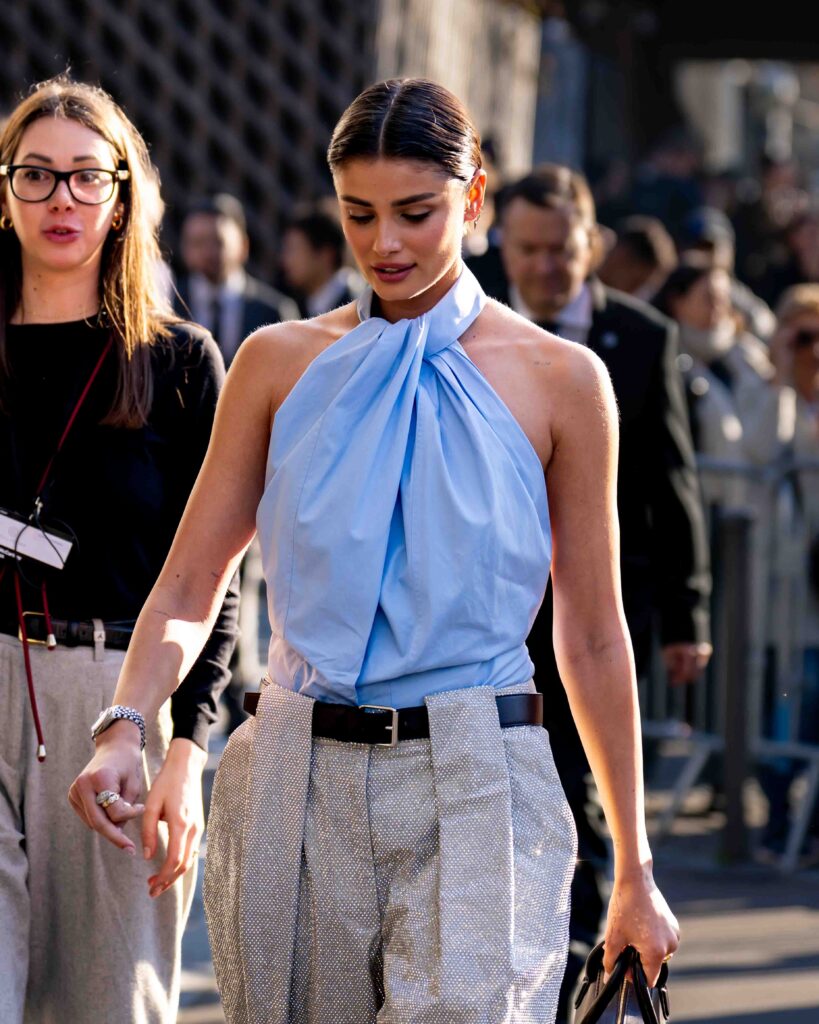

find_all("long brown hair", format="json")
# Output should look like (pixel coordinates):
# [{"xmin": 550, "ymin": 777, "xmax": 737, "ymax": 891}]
[{"xmin": 0, "ymin": 75, "xmax": 175, "ymax": 427}]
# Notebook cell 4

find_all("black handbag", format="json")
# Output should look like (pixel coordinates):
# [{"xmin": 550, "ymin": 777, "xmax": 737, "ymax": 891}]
[{"xmin": 574, "ymin": 942, "xmax": 670, "ymax": 1024}]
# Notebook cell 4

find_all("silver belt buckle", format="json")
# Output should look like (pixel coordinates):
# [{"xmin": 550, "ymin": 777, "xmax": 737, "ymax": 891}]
[{"xmin": 359, "ymin": 704, "xmax": 399, "ymax": 747}]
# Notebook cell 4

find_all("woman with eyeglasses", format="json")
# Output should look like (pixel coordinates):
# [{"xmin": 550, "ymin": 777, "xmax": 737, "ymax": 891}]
[{"xmin": 0, "ymin": 77, "xmax": 238, "ymax": 1022}]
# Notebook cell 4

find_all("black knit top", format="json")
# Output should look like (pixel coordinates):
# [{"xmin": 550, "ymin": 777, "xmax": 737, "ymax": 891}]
[{"xmin": 0, "ymin": 317, "xmax": 239, "ymax": 748}]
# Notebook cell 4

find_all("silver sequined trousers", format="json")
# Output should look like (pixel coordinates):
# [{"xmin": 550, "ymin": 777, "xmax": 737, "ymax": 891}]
[{"xmin": 204, "ymin": 680, "xmax": 577, "ymax": 1024}]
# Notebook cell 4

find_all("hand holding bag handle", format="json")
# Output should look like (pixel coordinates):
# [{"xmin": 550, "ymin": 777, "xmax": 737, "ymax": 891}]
[{"xmin": 574, "ymin": 942, "xmax": 671, "ymax": 1024}]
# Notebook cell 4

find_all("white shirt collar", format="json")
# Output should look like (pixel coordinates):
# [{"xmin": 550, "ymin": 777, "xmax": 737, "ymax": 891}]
[
  {"xmin": 189, "ymin": 269, "xmax": 246, "ymax": 303},
  {"xmin": 306, "ymin": 268, "xmax": 352, "ymax": 318},
  {"xmin": 556, "ymin": 284, "xmax": 593, "ymax": 329},
  {"xmin": 508, "ymin": 282, "xmax": 592, "ymax": 330}
]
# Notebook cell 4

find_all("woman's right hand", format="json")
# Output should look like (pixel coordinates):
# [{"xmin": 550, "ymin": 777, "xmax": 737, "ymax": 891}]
[{"xmin": 68, "ymin": 721, "xmax": 145, "ymax": 853}]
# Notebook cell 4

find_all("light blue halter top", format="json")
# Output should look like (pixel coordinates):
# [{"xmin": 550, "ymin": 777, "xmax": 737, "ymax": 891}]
[{"xmin": 257, "ymin": 266, "xmax": 551, "ymax": 707}]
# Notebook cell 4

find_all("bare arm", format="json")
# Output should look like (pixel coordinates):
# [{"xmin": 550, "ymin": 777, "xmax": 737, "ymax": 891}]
[
  {"xmin": 546, "ymin": 345, "xmax": 679, "ymax": 982},
  {"xmin": 116, "ymin": 332, "xmax": 274, "ymax": 714},
  {"xmin": 68, "ymin": 326, "xmax": 287, "ymax": 851}
]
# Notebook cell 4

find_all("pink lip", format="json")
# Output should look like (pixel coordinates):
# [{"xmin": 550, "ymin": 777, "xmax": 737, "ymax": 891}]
[
  {"xmin": 43, "ymin": 226, "xmax": 81, "ymax": 243},
  {"xmin": 372, "ymin": 263, "xmax": 415, "ymax": 283}
]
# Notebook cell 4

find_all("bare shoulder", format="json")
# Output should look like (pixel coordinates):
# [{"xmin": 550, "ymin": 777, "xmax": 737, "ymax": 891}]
[
  {"xmin": 461, "ymin": 300, "xmax": 615, "ymax": 465},
  {"xmin": 478, "ymin": 300, "xmax": 610, "ymax": 387},
  {"xmin": 229, "ymin": 302, "xmax": 360, "ymax": 413}
]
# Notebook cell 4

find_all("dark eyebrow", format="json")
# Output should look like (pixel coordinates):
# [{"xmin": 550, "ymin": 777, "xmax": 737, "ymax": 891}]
[
  {"xmin": 18, "ymin": 153, "xmax": 101, "ymax": 164},
  {"xmin": 340, "ymin": 192, "xmax": 438, "ymax": 208}
]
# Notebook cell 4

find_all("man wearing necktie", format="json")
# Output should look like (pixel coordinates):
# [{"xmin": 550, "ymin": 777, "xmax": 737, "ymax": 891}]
[
  {"xmin": 174, "ymin": 195, "xmax": 300, "ymax": 730},
  {"xmin": 470, "ymin": 165, "xmax": 712, "ymax": 1021},
  {"xmin": 175, "ymin": 194, "xmax": 299, "ymax": 368}
]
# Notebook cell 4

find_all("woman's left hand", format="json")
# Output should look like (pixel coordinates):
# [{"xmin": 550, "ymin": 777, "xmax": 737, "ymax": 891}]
[
  {"xmin": 602, "ymin": 865, "xmax": 680, "ymax": 987},
  {"xmin": 142, "ymin": 737, "xmax": 207, "ymax": 898}
]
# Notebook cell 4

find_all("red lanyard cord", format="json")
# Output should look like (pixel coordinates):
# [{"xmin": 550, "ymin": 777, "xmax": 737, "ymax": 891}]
[
  {"xmin": 14, "ymin": 571, "xmax": 46, "ymax": 761},
  {"xmin": 34, "ymin": 336, "xmax": 113, "ymax": 497},
  {"xmin": 2, "ymin": 334, "xmax": 114, "ymax": 762}
]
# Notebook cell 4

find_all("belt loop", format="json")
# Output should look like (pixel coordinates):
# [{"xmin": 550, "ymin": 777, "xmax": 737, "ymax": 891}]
[{"xmin": 92, "ymin": 617, "xmax": 106, "ymax": 661}]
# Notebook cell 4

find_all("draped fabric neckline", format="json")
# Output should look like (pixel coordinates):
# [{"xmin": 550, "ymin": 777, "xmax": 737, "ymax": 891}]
[{"xmin": 257, "ymin": 266, "xmax": 552, "ymax": 708}]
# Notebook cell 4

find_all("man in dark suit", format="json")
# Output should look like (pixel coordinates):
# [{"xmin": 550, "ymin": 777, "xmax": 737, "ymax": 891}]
[
  {"xmin": 469, "ymin": 166, "xmax": 712, "ymax": 1021},
  {"xmin": 175, "ymin": 193, "xmax": 299, "ymax": 367},
  {"xmin": 174, "ymin": 194, "xmax": 299, "ymax": 732},
  {"xmin": 280, "ymin": 209, "xmax": 362, "ymax": 317}
]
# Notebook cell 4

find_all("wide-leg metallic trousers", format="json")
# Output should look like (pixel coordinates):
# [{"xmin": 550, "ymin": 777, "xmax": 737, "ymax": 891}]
[
  {"xmin": 0, "ymin": 632, "xmax": 196, "ymax": 1024},
  {"xmin": 204, "ymin": 679, "xmax": 577, "ymax": 1024}
]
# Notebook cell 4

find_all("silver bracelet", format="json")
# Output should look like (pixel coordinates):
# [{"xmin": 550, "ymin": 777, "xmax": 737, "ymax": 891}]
[{"xmin": 90, "ymin": 704, "xmax": 147, "ymax": 750}]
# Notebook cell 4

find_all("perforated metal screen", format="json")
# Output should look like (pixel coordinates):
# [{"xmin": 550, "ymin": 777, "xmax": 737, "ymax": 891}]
[{"xmin": 1, "ymin": 0, "xmax": 379, "ymax": 278}]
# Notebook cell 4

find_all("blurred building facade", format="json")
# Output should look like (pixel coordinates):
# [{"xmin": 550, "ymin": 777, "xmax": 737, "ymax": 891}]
[
  {"xmin": 376, "ymin": 0, "xmax": 541, "ymax": 176},
  {"xmin": 0, "ymin": 0, "xmax": 541, "ymax": 279},
  {"xmin": 533, "ymin": 2, "xmax": 819, "ymax": 184}
]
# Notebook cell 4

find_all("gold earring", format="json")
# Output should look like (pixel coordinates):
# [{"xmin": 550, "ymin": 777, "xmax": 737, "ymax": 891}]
[
  {"xmin": 111, "ymin": 211, "xmax": 123, "ymax": 231},
  {"xmin": 0, "ymin": 214, "xmax": 12, "ymax": 231}
]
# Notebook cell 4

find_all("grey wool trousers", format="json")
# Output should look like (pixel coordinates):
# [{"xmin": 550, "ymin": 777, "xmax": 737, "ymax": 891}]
[
  {"xmin": 204, "ymin": 679, "xmax": 577, "ymax": 1024},
  {"xmin": 0, "ymin": 632, "xmax": 196, "ymax": 1024}
]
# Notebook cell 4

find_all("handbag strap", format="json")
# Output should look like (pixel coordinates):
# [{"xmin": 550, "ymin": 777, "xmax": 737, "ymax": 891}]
[
  {"xmin": 633, "ymin": 955, "xmax": 670, "ymax": 1023},
  {"xmin": 575, "ymin": 943, "xmax": 670, "ymax": 1024},
  {"xmin": 574, "ymin": 943, "xmax": 631, "ymax": 1024},
  {"xmin": 631, "ymin": 955, "xmax": 660, "ymax": 1024}
]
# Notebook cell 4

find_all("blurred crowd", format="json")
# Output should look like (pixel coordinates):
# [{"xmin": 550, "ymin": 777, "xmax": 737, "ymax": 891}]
[{"xmin": 464, "ymin": 133, "xmax": 819, "ymax": 868}]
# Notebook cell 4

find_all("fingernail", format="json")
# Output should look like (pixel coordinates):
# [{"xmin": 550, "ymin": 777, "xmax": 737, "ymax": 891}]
[{"xmin": 143, "ymin": 846, "xmax": 151, "ymax": 859}]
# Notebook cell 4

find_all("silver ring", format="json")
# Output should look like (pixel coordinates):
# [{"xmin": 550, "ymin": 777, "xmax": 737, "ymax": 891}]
[{"xmin": 95, "ymin": 790, "xmax": 120, "ymax": 809}]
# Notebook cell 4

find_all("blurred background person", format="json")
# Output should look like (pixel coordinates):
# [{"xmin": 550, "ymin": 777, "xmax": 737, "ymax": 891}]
[
  {"xmin": 626, "ymin": 126, "xmax": 705, "ymax": 236},
  {"xmin": 677, "ymin": 206, "xmax": 776, "ymax": 342},
  {"xmin": 653, "ymin": 259, "xmax": 773, "ymax": 508},
  {"xmin": 175, "ymin": 195, "xmax": 298, "ymax": 732},
  {"xmin": 0, "ymin": 76, "xmax": 238, "ymax": 1024},
  {"xmin": 597, "ymin": 214, "xmax": 678, "ymax": 302},
  {"xmin": 174, "ymin": 192, "xmax": 298, "ymax": 367},
  {"xmin": 731, "ymin": 285, "xmax": 819, "ymax": 865},
  {"xmin": 678, "ymin": 206, "xmax": 737, "ymax": 271},
  {"xmin": 732, "ymin": 155, "xmax": 805, "ymax": 298},
  {"xmin": 474, "ymin": 163, "xmax": 711, "ymax": 1021},
  {"xmin": 279, "ymin": 208, "xmax": 362, "ymax": 316},
  {"xmin": 756, "ymin": 206, "xmax": 819, "ymax": 310}
]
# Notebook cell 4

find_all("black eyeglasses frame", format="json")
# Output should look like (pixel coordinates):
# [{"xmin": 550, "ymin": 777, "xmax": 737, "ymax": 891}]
[{"xmin": 0, "ymin": 164, "xmax": 130, "ymax": 205}]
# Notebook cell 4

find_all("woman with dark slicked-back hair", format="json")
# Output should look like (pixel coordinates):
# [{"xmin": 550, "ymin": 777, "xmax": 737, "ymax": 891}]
[
  {"xmin": 73, "ymin": 78, "xmax": 679, "ymax": 1023},
  {"xmin": 0, "ymin": 75, "xmax": 239, "ymax": 1023}
]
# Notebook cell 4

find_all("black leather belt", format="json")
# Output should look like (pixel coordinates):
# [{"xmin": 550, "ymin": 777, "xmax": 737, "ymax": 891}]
[
  {"xmin": 11, "ymin": 613, "xmax": 134, "ymax": 651},
  {"xmin": 243, "ymin": 690, "xmax": 543, "ymax": 747}
]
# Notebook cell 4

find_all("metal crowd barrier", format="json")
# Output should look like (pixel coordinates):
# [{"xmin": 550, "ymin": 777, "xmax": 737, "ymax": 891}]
[{"xmin": 643, "ymin": 455, "xmax": 819, "ymax": 872}]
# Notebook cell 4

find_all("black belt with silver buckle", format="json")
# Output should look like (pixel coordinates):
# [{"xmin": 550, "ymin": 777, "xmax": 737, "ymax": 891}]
[
  {"xmin": 12, "ymin": 613, "xmax": 134, "ymax": 651},
  {"xmin": 243, "ymin": 690, "xmax": 543, "ymax": 747}
]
